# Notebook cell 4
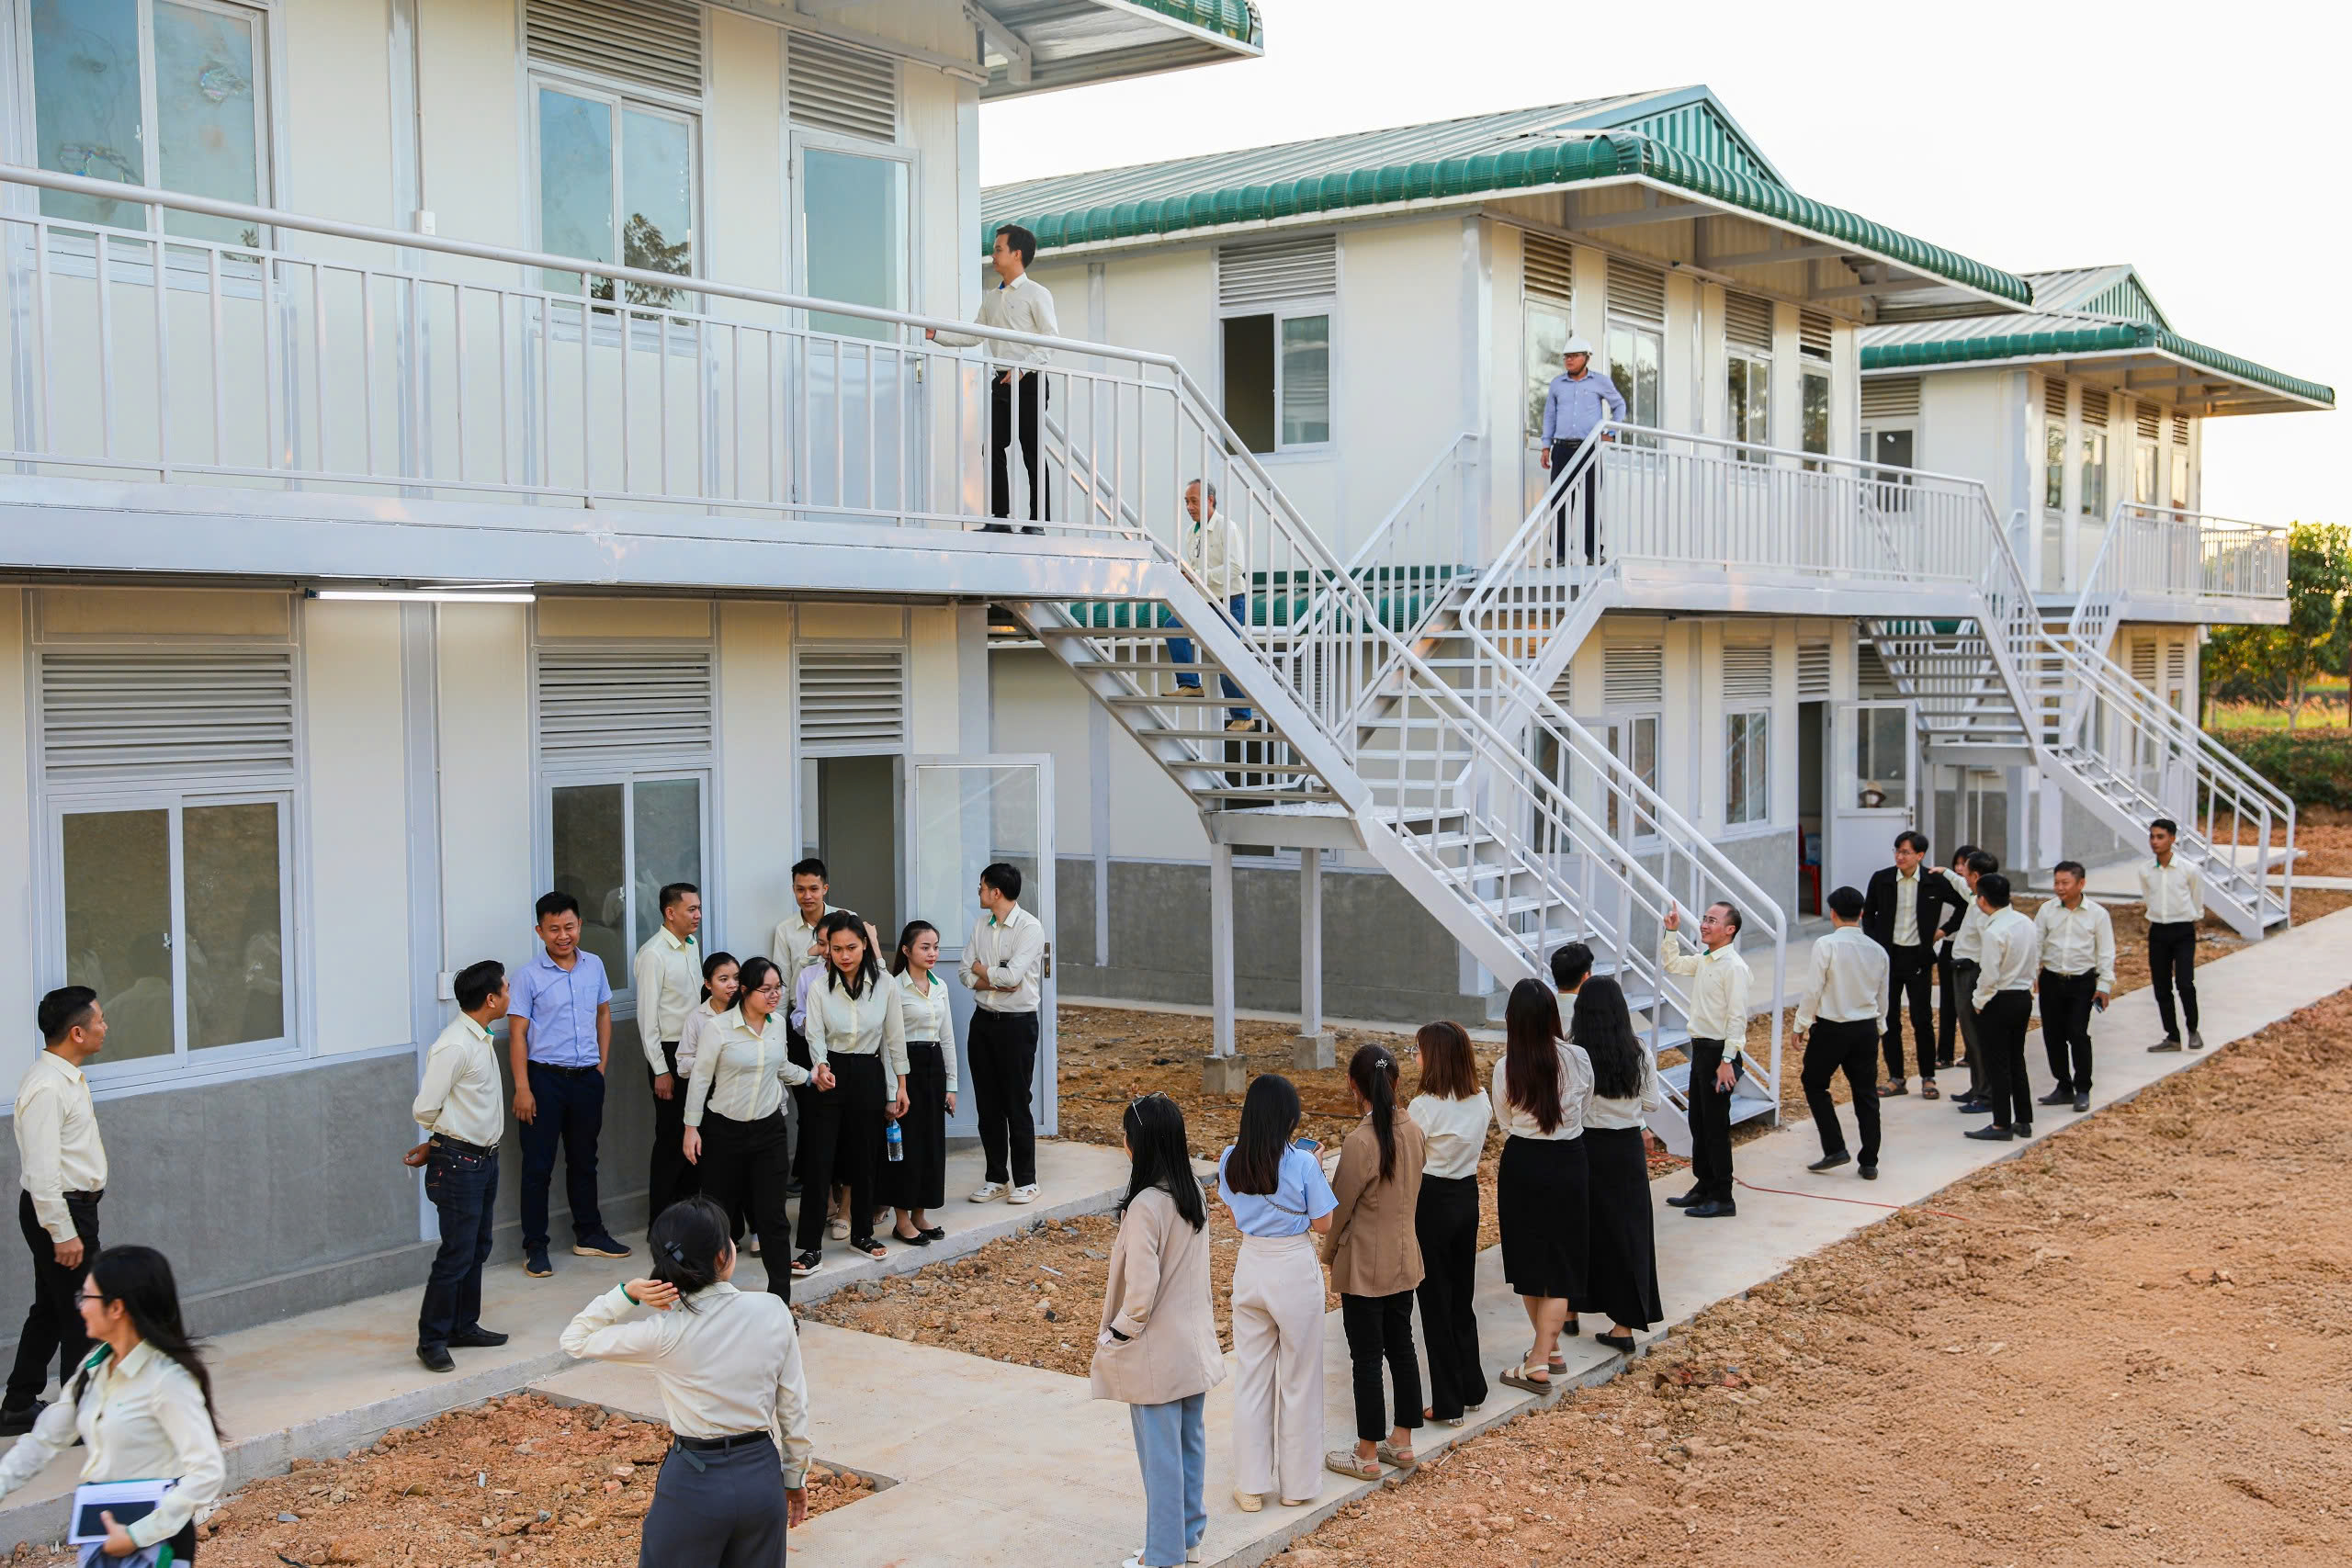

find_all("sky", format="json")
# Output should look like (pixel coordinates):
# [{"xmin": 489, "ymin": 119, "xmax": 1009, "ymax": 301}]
[{"xmin": 978, "ymin": 0, "xmax": 2344, "ymax": 527}]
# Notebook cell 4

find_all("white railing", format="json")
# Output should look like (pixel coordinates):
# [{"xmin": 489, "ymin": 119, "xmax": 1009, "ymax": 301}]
[
  {"xmin": 1342, "ymin": 429, "xmax": 1482, "ymax": 636},
  {"xmin": 2066, "ymin": 502, "xmax": 2289, "ymax": 660}
]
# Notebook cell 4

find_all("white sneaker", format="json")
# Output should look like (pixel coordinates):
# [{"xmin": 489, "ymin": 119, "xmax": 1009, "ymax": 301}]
[
  {"xmin": 968, "ymin": 1181, "xmax": 1007, "ymax": 1203},
  {"xmin": 1008, "ymin": 1184, "xmax": 1040, "ymax": 1205}
]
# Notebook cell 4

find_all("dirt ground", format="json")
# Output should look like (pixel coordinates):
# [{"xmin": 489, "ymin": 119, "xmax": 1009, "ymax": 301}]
[
  {"xmin": 1273, "ymin": 984, "xmax": 2352, "ymax": 1568},
  {"xmin": 2222, "ymin": 803, "xmax": 2352, "ymax": 878},
  {"xmin": 17, "ymin": 1393, "xmax": 873, "ymax": 1568}
]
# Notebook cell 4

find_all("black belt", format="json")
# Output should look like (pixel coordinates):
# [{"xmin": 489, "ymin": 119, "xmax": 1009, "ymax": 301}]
[
  {"xmin": 675, "ymin": 1430, "xmax": 773, "ymax": 1453},
  {"xmin": 63, "ymin": 1190, "xmax": 102, "ymax": 1201},
  {"xmin": 430, "ymin": 1134, "xmax": 498, "ymax": 1157},
  {"xmin": 532, "ymin": 1062, "xmax": 600, "ymax": 1077}
]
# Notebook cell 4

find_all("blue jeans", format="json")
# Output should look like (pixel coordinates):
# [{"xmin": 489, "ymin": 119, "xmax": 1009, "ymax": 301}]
[
  {"xmin": 418, "ymin": 1144, "xmax": 497, "ymax": 1347},
  {"xmin": 520, "ymin": 1061, "xmax": 606, "ymax": 1252},
  {"xmin": 1128, "ymin": 1393, "xmax": 1207, "ymax": 1568},
  {"xmin": 1159, "ymin": 596, "xmax": 1251, "ymax": 722}
]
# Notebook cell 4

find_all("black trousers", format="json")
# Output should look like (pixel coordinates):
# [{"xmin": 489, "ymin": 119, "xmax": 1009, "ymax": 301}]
[
  {"xmin": 2147, "ymin": 920, "xmax": 2200, "ymax": 1037},
  {"xmin": 1412, "ymin": 1174, "xmax": 1485, "ymax": 1421},
  {"xmin": 1340, "ymin": 1290, "xmax": 1422, "ymax": 1443},
  {"xmin": 647, "ymin": 1043, "xmax": 699, "ymax": 1229},
  {"xmin": 699, "ymin": 1110, "xmax": 792, "ymax": 1303},
  {"xmin": 1687, "ymin": 1038, "xmax": 1738, "ymax": 1201},
  {"xmin": 418, "ymin": 1145, "xmax": 497, "ymax": 1348},
  {"xmin": 6, "ymin": 1190, "xmax": 98, "ymax": 1409},
  {"xmin": 2039, "ymin": 969, "xmax": 2100, "ymax": 1093},
  {"xmin": 790, "ymin": 1077, "xmax": 842, "ymax": 1253},
  {"xmin": 1951, "ymin": 960, "xmax": 1984, "ymax": 1096},
  {"xmin": 987, "ymin": 371, "xmax": 1047, "ymax": 531},
  {"xmin": 1883, "ymin": 942, "xmax": 1939, "ymax": 1082},
  {"xmin": 1976, "ymin": 991, "xmax": 2035, "ymax": 1130},
  {"xmin": 1548, "ymin": 440, "xmax": 1601, "ymax": 563},
  {"xmin": 1935, "ymin": 943, "xmax": 1959, "ymax": 1066},
  {"xmin": 1801, "ymin": 1018, "xmax": 1882, "ymax": 1167},
  {"xmin": 969, "ymin": 1008, "xmax": 1040, "ymax": 1187}
]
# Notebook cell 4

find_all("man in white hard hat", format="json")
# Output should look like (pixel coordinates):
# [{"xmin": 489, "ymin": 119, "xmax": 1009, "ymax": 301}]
[{"xmin": 1537, "ymin": 337, "xmax": 1626, "ymax": 564}]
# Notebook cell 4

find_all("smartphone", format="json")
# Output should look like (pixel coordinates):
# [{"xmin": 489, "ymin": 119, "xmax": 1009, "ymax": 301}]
[
  {"xmin": 2094, "ymin": 995, "xmax": 2108, "ymax": 1011},
  {"xmin": 1292, "ymin": 1137, "xmax": 1319, "ymax": 1153}
]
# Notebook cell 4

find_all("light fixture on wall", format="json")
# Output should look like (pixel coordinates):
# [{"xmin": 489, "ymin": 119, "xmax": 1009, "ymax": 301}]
[{"xmin": 306, "ymin": 583, "xmax": 537, "ymax": 604}]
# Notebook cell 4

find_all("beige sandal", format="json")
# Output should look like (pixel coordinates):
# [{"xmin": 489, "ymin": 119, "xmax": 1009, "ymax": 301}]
[
  {"xmin": 1498, "ymin": 1362, "xmax": 1553, "ymax": 1395},
  {"xmin": 1375, "ymin": 1440, "xmax": 1418, "ymax": 1469},
  {"xmin": 1230, "ymin": 1488, "xmax": 1263, "ymax": 1514},
  {"xmin": 1325, "ymin": 1449, "xmax": 1381, "ymax": 1481}
]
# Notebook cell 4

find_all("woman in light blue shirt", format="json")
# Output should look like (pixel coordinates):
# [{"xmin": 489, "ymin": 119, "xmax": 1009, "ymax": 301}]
[{"xmin": 1218, "ymin": 1075, "xmax": 1334, "ymax": 1512}]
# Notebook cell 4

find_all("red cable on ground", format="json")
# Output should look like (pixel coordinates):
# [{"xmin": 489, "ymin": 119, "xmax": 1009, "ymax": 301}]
[{"xmin": 1730, "ymin": 1176, "xmax": 1975, "ymax": 1223}]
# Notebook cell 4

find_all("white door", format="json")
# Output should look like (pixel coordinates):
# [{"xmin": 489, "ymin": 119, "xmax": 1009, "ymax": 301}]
[
  {"xmin": 910, "ymin": 756, "xmax": 1057, "ymax": 1137},
  {"xmin": 1828, "ymin": 701, "xmax": 1916, "ymax": 896}
]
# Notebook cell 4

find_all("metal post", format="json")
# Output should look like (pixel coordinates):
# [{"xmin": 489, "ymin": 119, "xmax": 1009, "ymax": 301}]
[
  {"xmin": 1293, "ymin": 849, "xmax": 1334, "ymax": 1068},
  {"xmin": 1203, "ymin": 840, "xmax": 1245, "ymax": 1093}
]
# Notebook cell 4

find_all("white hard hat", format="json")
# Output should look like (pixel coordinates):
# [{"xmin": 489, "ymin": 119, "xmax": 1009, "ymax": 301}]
[{"xmin": 1561, "ymin": 336, "xmax": 1595, "ymax": 357}]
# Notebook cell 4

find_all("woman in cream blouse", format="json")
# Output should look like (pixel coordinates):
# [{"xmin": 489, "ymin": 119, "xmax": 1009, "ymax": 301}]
[
  {"xmin": 684, "ymin": 955, "xmax": 811, "ymax": 1303},
  {"xmin": 676, "ymin": 951, "xmax": 751, "ymax": 1251},
  {"xmin": 1492, "ymin": 978, "xmax": 1593, "ymax": 1394},
  {"xmin": 1568, "ymin": 978, "xmax": 1664, "ymax": 1353},
  {"xmin": 886, "ymin": 920, "xmax": 958, "ymax": 1247},
  {"xmin": 796, "ymin": 911, "xmax": 908, "ymax": 1269}
]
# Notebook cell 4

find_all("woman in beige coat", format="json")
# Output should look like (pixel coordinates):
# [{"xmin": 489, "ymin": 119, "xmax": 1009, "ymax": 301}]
[
  {"xmin": 1323, "ymin": 1043, "xmax": 1428, "ymax": 1481},
  {"xmin": 1092, "ymin": 1093, "xmax": 1224, "ymax": 1568}
]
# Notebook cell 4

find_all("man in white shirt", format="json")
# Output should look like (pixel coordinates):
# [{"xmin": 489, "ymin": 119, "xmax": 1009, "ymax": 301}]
[
  {"xmin": 961, "ymin": 862, "xmax": 1046, "ymax": 1204},
  {"xmin": 929, "ymin": 222, "xmax": 1058, "ymax": 533},
  {"xmin": 1932, "ymin": 843, "xmax": 1980, "ymax": 1072},
  {"xmin": 2139, "ymin": 818, "xmax": 2204, "ymax": 1052},
  {"xmin": 1550, "ymin": 942, "xmax": 1595, "ymax": 1032},
  {"xmin": 1660, "ymin": 901, "xmax": 1751, "ymax": 1219},
  {"xmin": 411, "ymin": 960, "xmax": 514, "ymax": 1372},
  {"xmin": 2035, "ymin": 860, "xmax": 2115, "ymax": 1116},
  {"xmin": 1156, "ymin": 479, "xmax": 1255, "ymax": 730},
  {"xmin": 2, "ymin": 988, "xmax": 110, "ymax": 1434},
  {"xmin": 635, "ymin": 883, "xmax": 704, "ymax": 1229},
  {"xmin": 1793, "ymin": 887, "xmax": 1892, "ymax": 1179},
  {"xmin": 1946, "ymin": 851, "xmax": 1999, "ymax": 1113},
  {"xmin": 1966, "ymin": 874, "xmax": 2041, "ymax": 1142}
]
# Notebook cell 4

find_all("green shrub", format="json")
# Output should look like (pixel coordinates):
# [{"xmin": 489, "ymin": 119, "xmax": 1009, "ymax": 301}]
[{"xmin": 2210, "ymin": 727, "xmax": 2352, "ymax": 810}]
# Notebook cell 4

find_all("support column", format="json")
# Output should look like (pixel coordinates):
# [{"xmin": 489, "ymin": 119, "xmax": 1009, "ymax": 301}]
[
  {"xmin": 1292, "ymin": 850, "xmax": 1335, "ymax": 1068},
  {"xmin": 1204, "ymin": 840, "xmax": 1246, "ymax": 1093}
]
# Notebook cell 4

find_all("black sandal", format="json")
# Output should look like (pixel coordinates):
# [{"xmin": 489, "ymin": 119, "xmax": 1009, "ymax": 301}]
[
  {"xmin": 851, "ymin": 1236, "xmax": 889, "ymax": 1260},
  {"xmin": 892, "ymin": 1226, "xmax": 931, "ymax": 1247}
]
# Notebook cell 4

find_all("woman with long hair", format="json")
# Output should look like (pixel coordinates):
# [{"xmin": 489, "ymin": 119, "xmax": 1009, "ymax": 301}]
[
  {"xmin": 1492, "ymin": 978, "xmax": 1593, "ymax": 1395},
  {"xmin": 796, "ymin": 910, "xmax": 908, "ymax": 1270},
  {"xmin": 885, "ymin": 920, "xmax": 957, "ymax": 1246},
  {"xmin": 678, "ymin": 952, "xmax": 751, "ymax": 1249},
  {"xmin": 1407, "ymin": 1021, "xmax": 1491, "ymax": 1426},
  {"xmin": 1571, "ymin": 979, "xmax": 1664, "ymax": 1351},
  {"xmin": 684, "ymin": 956, "xmax": 811, "ymax": 1303},
  {"xmin": 1091, "ymin": 1094, "xmax": 1223, "ymax": 1568},
  {"xmin": 1322, "ymin": 1043, "xmax": 1427, "ymax": 1481},
  {"xmin": 560, "ymin": 1197, "xmax": 811, "ymax": 1566},
  {"xmin": 1218, "ymin": 1073, "xmax": 1334, "ymax": 1512},
  {"xmin": 0, "ymin": 1246, "xmax": 225, "ymax": 1562}
]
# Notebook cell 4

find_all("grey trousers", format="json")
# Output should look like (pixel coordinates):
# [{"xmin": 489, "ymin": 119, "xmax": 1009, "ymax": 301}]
[{"xmin": 639, "ymin": 1438, "xmax": 788, "ymax": 1567}]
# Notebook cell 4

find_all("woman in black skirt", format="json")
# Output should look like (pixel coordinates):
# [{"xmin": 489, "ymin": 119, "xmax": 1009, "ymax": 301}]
[
  {"xmin": 1490, "ymin": 978, "xmax": 1592, "ymax": 1396},
  {"xmin": 1406, "ymin": 1021, "xmax": 1491, "ymax": 1426},
  {"xmin": 1569, "ymin": 978, "xmax": 1665, "ymax": 1353},
  {"xmin": 886, "ymin": 920, "xmax": 957, "ymax": 1246},
  {"xmin": 796, "ymin": 911, "xmax": 907, "ymax": 1271}
]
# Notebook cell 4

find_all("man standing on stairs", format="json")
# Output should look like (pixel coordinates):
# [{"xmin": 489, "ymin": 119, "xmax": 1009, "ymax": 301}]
[
  {"xmin": 1862, "ymin": 830, "xmax": 1968, "ymax": 1102},
  {"xmin": 1157, "ymin": 479, "xmax": 1253, "ymax": 732},
  {"xmin": 1537, "ymin": 339, "xmax": 1625, "ymax": 566},
  {"xmin": 1660, "ymin": 901, "xmax": 1749, "ymax": 1220},
  {"xmin": 1793, "ymin": 886, "xmax": 1889, "ymax": 1180},
  {"xmin": 927, "ymin": 223, "xmax": 1057, "ymax": 533},
  {"xmin": 2034, "ymin": 861, "xmax": 2113, "ymax": 1115},
  {"xmin": 2140, "ymin": 818, "xmax": 2204, "ymax": 1053}
]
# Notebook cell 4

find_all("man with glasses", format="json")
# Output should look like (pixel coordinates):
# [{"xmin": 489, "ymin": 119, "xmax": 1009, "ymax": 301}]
[
  {"xmin": 962, "ymin": 863, "xmax": 1046, "ymax": 1205},
  {"xmin": 2, "ymin": 988, "xmax": 109, "ymax": 1434}
]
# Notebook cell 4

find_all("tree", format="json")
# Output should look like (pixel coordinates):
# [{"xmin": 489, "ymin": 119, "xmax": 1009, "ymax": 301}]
[{"xmin": 2202, "ymin": 521, "xmax": 2351, "ymax": 729}]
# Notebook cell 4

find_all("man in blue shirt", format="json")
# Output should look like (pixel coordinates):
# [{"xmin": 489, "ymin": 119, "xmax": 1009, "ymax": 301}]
[
  {"xmin": 1537, "ymin": 337, "xmax": 1627, "ymax": 565},
  {"xmin": 506, "ymin": 890, "xmax": 629, "ymax": 1277}
]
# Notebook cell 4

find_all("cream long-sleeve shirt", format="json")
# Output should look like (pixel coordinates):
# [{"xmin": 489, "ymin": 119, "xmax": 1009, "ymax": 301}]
[
  {"xmin": 560, "ymin": 1283, "xmax": 812, "ymax": 1489},
  {"xmin": 1660, "ymin": 934, "xmax": 1752, "ymax": 1061},
  {"xmin": 1406, "ymin": 1090, "xmax": 1491, "ymax": 1179},
  {"xmin": 770, "ymin": 905, "xmax": 838, "ymax": 981},
  {"xmin": 1794, "ymin": 924, "xmax": 1892, "ymax": 1032},
  {"xmin": 1584, "ymin": 1046, "xmax": 1664, "ymax": 1132},
  {"xmin": 0, "ymin": 1341, "xmax": 225, "ymax": 1549},
  {"xmin": 805, "ymin": 973, "xmax": 910, "ymax": 1100},
  {"xmin": 2034, "ymin": 897, "xmax": 2117, "ymax": 990},
  {"xmin": 932, "ymin": 272, "xmax": 1059, "ymax": 367},
  {"xmin": 895, "ymin": 971, "xmax": 960, "ymax": 1095},
  {"xmin": 962, "ymin": 905, "xmax": 1045, "ymax": 1014},
  {"xmin": 1950, "ymin": 892, "xmax": 1991, "ymax": 964},
  {"xmin": 632, "ymin": 926, "xmax": 702, "ymax": 1072},
  {"xmin": 2139, "ymin": 857, "xmax": 2204, "ymax": 924},
  {"xmin": 684, "ymin": 1005, "xmax": 810, "ymax": 1126},
  {"xmin": 411, "ymin": 1014, "xmax": 505, "ymax": 1149},
  {"xmin": 1189, "ymin": 510, "xmax": 1250, "ymax": 600},
  {"xmin": 12, "ymin": 1051, "xmax": 107, "ymax": 1244},
  {"xmin": 1489, "ymin": 1045, "xmax": 1595, "ymax": 1141},
  {"xmin": 1973, "ymin": 908, "xmax": 2041, "ymax": 1010},
  {"xmin": 675, "ymin": 998, "xmax": 721, "ymax": 1080}
]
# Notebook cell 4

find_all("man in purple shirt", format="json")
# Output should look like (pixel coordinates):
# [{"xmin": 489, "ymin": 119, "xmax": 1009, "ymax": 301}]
[{"xmin": 507, "ymin": 891, "xmax": 629, "ymax": 1278}]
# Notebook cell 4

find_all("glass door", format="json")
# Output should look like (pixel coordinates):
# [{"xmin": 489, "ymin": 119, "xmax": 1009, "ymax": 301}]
[
  {"xmin": 791, "ymin": 135, "xmax": 916, "ymax": 518},
  {"xmin": 910, "ymin": 756, "xmax": 1056, "ymax": 1137},
  {"xmin": 1828, "ymin": 702, "xmax": 1915, "ymax": 896}
]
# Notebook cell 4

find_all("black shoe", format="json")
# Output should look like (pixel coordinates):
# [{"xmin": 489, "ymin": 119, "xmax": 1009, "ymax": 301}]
[
  {"xmin": 1964, "ymin": 1124, "xmax": 2014, "ymax": 1142},
  {"xmin": 1683, "ymin": 1200, "xmax": 1737, "ymax": 1219},
  {"xmin": 1859, "ymin": 1165, "xmax": 1880, "ymax": 1181},
  {"xmin": 417, "ymin": 1344, "xmax": 457, "ymax": 1374},
  {"xmin": 2015, "ymin": 1122, "xmax": 2032, "ymax": 1137},
  {"xmin": 0, "ymin": 1402, "xmax": 46, "ymax": 1437},
  {"xmin": 449, "ymin": 1327, "xmax": 510, "ymax": 1348},
  {"xmin": 2149, "ymin": 1036, "xmax": 2183, "ymax": 1054},
  {"xmin": 1807, "ymin": 1152, "xmax": 1851, "ymax": 1173},
  {"xmin": 524, "ymin": 1248, "xmax": 552, "ymax": 1278},
  {"xmin": 2189, "ymin": 1031, "xmax": 2205, "ymax": 1051},
  {"xmin": 892, "ymin": 1228, "xmax": 933, "ymax": 1247},
  {"xmin": 2073, "ymin": 1092, "xmax": 2090, "ymax": 1113},
  {"xmin": 1959, "ymin": 1100, "xmax": 1996, "ymax": 1115},
  {"xmin": 1936, "ymin": 1054, "xmax": 1957, "ymax": 1071},
  {"xmin": 2038, "ymin": 1088, "xmax": 2074, "ymax": 1107},
  {"xmin": 573, "ymin": 1233, "xmax": 632, "ymax": 1260},
  {"xmin": 1666, "ymin": 1187, "xmax": 1705, "ymax": 1208},
  {"xmin": 1875, "ymin": 1082, "xmax": 1909, "ymax": 1098},
  {"xmin": 786, "ymin": 1179, "xmax": 804, "ymax": 1198},
  {"xmin": 1594, "ymin": 1332, "xmax": 1637, "ymax": 1353}
]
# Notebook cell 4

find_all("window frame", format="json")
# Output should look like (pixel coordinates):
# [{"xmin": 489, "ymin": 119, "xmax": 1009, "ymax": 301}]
[
  {"xmin": 788, "ymin": 121, "xmax": 918, "ymax": 337},
  {"xmin": 1216, "ymin": 299, "xmax": 1336, "ymax": 457},
  {"xmin": 2042, "ymin": 415, "xmax": 2067, "ymax": 513},
  {"xmin": 527, "ymin": 66, "xmax": 704, "ymax": 306},
  {"xmin": 2079, "ymin": 427, "xmax": 2108, "ymax": 518},
  {"xmin": 1604, "ymin": 317, "xmax": 1664, "ymax": 445},
  {"xmin": 1799, "ymin": 366, "xmax": 1831, "ymax": 462},
  {"xmin": 539, "ymin": 766, "xmax": 714, "ymax": 1026},
  {"xmin": 1523, "ymin": 295, "xmax": 1574, "ymax": 446},
  {"xmin": 1726, "ymin": 348, "xmax": 1770, "ymax": 462},
  {"xmin": 1724, "ymin": 708, "xmax": 1770, "ymax": 828}
]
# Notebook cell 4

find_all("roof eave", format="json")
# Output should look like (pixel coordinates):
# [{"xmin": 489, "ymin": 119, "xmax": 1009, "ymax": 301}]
[
  {"xmin": 978, "ymin": 1, "xmax": 1262, "ymax": 101},
  {"xmin": 1862, "ymin": 341, "xmax": 2334, "ymax": 416}
]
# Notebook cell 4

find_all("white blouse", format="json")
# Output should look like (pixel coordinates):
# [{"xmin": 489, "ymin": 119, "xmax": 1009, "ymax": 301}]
[
  {"xmin": 0, "ymin": 1342, "xmax": 225, "ymax": 1549},
  {"xmin": 1406, "ymin": 1090, "xmax": 1491, "ymax": 1180},
  {"xmin": 805, "ymin": 970, "xmax": 910, "ymax": 1100},
  {"xmin": 894, "ymin": 971, "xmax": 959, "ymax": 1094},
  {"xmin": 675, "ymin": 998, "xmax": 721, "ymax": 1080},
  {"xmin": 1489, "ymin": 1043, "xmax": 1594, "ymax": 1141},
  {"xmin": 1583, "ymin": 1046, "xmax": 1663, "ymax": 1132},
  {"xmin": 684, "ymin": 1004, "xmax": 810, "ymax": 1126}
]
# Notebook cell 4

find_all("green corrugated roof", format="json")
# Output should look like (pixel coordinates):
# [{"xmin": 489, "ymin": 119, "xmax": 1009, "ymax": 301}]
[
  {"xmin": 1860, "ymin": 322, "xmax": 2335, "ymax": 408},
  {"xmin": 986, "ymin": 127, "xmax": 2030, "ymax": 305},
  {"xmin": 1124, "ymin": 0, "xmax": 1261, "ymax": 46}
]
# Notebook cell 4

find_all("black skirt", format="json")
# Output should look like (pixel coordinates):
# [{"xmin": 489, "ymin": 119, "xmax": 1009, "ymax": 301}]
[
  {"xmin": 884, "ymin": 1042, "xmax": 950, "ymax": 1211},
  {"xmin": 1498, "ymin": 1134, "xmax": 1588, "ymax": 1300},
  {"xmin": 1574, "ymin": 1123, "xmax": 1663, "ymax": 1330}
]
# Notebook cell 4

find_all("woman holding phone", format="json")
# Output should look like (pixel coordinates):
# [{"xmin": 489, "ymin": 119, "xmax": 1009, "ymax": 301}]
[
  {"xmin": 1218, "ymin": 1073, "xmax": 1334, "ymax": 1513},
  {"xmin": 797, "ymin": 911, "xmax": 908, "ymax": 1270}
]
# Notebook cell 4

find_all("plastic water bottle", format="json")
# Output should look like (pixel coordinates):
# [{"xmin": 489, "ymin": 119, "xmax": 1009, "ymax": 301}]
[{"xmin": 885, "ymin": 1119, "xmax": 904, "ymax": 1163}]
